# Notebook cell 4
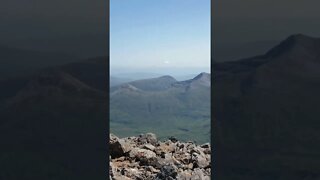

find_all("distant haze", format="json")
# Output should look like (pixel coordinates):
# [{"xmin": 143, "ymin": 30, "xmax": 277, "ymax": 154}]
[
  {"xmin": 110, "ymin": 0, "xmax": 210, "ymax": 73},
  {"xmin": 111, "ymin": 66, "xmax": 210, "ymax": 80}
]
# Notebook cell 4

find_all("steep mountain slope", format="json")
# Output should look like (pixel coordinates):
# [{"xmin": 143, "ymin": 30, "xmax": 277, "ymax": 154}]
[
  {"xmin": 54, "ymin": 57, "xmax": 108, "ymax": 91},
  {"xmin": 110, "ymin": 73, "xmax": 210, "ymax": 143},
  {"xmin": 0, "ymin": 57, "xmax": 107, "ymax": 180},
  {"xmin": 213, "ymin": 34, "xmax": 320, "ymax": 179}
]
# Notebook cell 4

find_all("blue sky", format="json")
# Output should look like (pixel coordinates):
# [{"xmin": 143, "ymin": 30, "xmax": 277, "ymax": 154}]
[{"xmin": 110, "ymin": 0, "xmax": 210, "ymax": 70}]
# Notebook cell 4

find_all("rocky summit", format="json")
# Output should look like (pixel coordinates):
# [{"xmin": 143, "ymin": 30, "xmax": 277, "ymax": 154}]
[{"xmin": 109, "ymin": 133, "xmax": 211, "ymax": 180}]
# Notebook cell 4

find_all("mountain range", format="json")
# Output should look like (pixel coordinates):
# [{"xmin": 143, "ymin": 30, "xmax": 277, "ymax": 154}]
[
  {"xmin": 110, "ymin": 72, "xmax": 211, "ymax": 143},
  {"xmin": 1, "ymin": 33, "xmax": 320, "ymax": 179},
  {"xmin": 0, "ymin": 51, "xmax": 210, "ymax": 176},
  {"xmin": 0, "ymin": 56, "xmax": 108, "ymax": 179},
  {"xmin": 214, "ymin": 34, "xmax": 320, "ymax": 179}
]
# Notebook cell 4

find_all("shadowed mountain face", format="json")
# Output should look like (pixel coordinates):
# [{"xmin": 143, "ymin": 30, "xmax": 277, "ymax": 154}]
[
  {"xmin": 214, "ymin": 34, "xmax": 320, "ymax": 179},
  {"xmin": 0, "ymin": 57, "xmax": 107, "ymax": 179},
  {"xmin": 110, "ymin": 73, "xmax": 211, "ymax": 144}
]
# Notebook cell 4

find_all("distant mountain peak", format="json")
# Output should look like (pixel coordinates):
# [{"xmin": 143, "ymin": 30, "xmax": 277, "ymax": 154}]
[
  {"xmin": 158, "ymin": 75, "xmax": 176, "ymax": 81},
  {"xmin": 284, "ymin": 34, "xmax": 317, "ymax": 47},
  {"xmin": 175, "ymin": 72, "xmax": 211, "ymax": 88},
  {"xmin": 28, "ymin": 71, "xmax": 92, "ymax": 90},
  {"xmin": 265, "ymin": 34, "xmax": 319, "ymax": 58},
  {"xmin": 289, "ymin": 33, "xmax": 312, "ymax": 40},
  {"xmin": 7, "ymin": 70, "xmax": 105, "ymax": 106},
  {"xmin": 193, "ymin": 72, "xmax": 210, "ymax": 81}
]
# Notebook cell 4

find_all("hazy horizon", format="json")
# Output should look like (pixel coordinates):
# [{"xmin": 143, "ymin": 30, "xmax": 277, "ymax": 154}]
[{"xmin": 110, "ymin": 66, "xmax": 210, "ymax": 79}]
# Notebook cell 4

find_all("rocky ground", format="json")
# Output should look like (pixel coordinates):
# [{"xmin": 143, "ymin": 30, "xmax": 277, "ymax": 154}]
[{"xmin": 109, "ymin": 133, "xmax": 211, "ymax": 180}]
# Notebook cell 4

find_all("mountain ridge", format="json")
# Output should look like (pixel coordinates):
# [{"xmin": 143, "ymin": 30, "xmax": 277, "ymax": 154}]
[
  {"xmin": 110, "ymin": 72, "xmax": 211, "ymax": 143},
  {"xmin": 111, "ymin": 73, "xmax": 210, "ymax": 93},
  {"xmin": 213, "ymin": 34, "xmax": 320, "ymax": 179}
]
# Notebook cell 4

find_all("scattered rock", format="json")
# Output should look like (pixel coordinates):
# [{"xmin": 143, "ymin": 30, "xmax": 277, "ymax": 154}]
[
  {"xmin": 169, "ymin": 136, "xmax": 178, "ymax": 143},
  {"xmin": 200, "ymin": 143, "xmax": 210, "ymax": 149},
  {"xmin": 110, "ymin": 134, "xmax": 127, "ymax": 158},
  {"xmin": 109, "ymin": 133, "xmax": 211, "ymax": 180},
  {"xmin": 155, "ymin": 165, "xmax": 178, "ymax": 180},
  {"xmin": 129, "ymin": 148, "xmax": 156, "ymax": 159},
  {"xmin": 191, "ymin": 152, "xmax": 210, "ymax": 168},
  {"xmin": 138, "ymin": 133, "xmax": 157, "ymax": 145},
  {"xmin": 143, "ymin": 144, "xmax": 156, "ymax": 151}
]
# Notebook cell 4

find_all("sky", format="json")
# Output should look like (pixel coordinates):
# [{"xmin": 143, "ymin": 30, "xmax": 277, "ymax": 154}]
[
  {"xmin": 2, "ymin": 0, "xmax": 320, "ymax": 63},
  {"xmin": 0, "ymin": 0, "xmax": 108, "ymax": 58},
  {"xmin": 110, "ymin": 0, "xmax": 211, "ymax": 71},
  {"xmin": 214, "ymin": 0, "xmax": 320, "ymax": 44},
  {"xmin": 213, "ymin": 0, "xmax": 320, "ymax": 61}
]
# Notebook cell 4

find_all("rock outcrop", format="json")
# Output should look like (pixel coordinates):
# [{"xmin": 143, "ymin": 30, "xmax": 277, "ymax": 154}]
[{"xmin": 109, "ymin": 133, "xmax": 211, "ymax": 180}]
